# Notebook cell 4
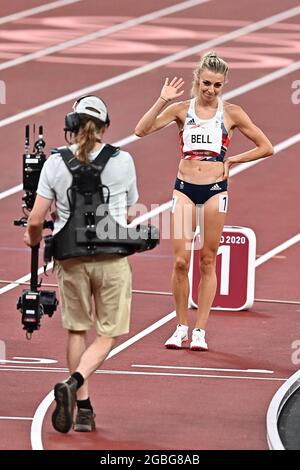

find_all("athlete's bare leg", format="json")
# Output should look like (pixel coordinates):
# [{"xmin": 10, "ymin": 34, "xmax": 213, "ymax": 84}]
[
  {"xmin": 171, "ymin": 190, "xmax": 196, "ymax": 326},
  {"xmin": 195, "ymin": 192, "xmax": 227, "ymax": 329}
]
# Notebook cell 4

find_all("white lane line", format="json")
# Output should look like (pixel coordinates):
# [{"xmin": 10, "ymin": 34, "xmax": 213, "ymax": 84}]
[
  {"xmin": 231, "ymin": 132, "xmax": 300, "ymax": 177},
  {"xmin": 0, "ymin": 368, "xmax": 66, "ymax": 373},
  {"xmin": 224, "ymin": 60, "xmax": 300, "ymax": 102},
  {"xmin": 0, "ymin": 364, "xmax": 273, "ymax": 374},
  {"xmin": 31, "ymin": 393, "xmax": 54, "ymax": 449},
  {"xmin": 0, "ymin": 263, "xmax": 53, "ymax": 295},
  {"xmin": 2, "ymin": 5, "xmax": 300, "ymax": 128},
  {"xmin": 2, "ymin": 60, "xmax": 300, "ymax": 202},
  {"xmin": 0, "ymin": 184, "xmax": 22, "ymax": 201},
  {"xmin": 255, "ymin": 233, "xmax": 300, "ymax": 268},
  {"xmin": 95, "ymin": 370, "xmax": 285, "ymax": 381},
  {"xmin": 128, "ymin": 200, "xmax": 173, "ymax": 227},
  {"xmin": 0, "ymin": 365, "xmax": 285, "ymax": 381},
  {"xmin": 0, "ymin": 340, "xmax": 6, "ymax": 362},
  {"xmin": 0, "ymin": 0, "xmax": 210, "ymax": 72},
  {"xmin": 0, "ymin": 416, "xmax": 32, "ymax": 420},
  {"xmin": 0, "ymin": 0, "xmax": 82, "ymax": 25},
  {"xmin": 272, "ymin": 132, "xmax": 300, "ymax": 155},
  {"xmin": 0, "ymin": 357, "xmax": 57, "ymax": 364},
  {"xmin": 0, "ymin": 365, "xmax": 66, "ymax": 371},
  {"xmin": 106, "ymin": 311, "xmax": 177, "ymax": 359},
  {"xmin": 131, "ymin": 364, "xmax": 274, "ymax": 374}
]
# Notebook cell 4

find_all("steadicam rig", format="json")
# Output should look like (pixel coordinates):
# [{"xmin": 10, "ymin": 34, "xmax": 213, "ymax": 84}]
[{"xmin": 14, "ymin": 125, "xmax": 58, "ymax": 339}]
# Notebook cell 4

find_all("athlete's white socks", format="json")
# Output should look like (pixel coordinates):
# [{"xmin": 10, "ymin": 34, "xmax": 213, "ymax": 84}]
[
  {"xmin": 177, "ymin": 324, "xmax": 189, "ymax": 333},
  {"xmin": 193, "ymin": 328, "xmax": 205, "ymax": 336}
]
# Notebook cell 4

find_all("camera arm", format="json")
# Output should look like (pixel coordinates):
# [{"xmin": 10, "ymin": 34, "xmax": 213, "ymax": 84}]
[
  {"xmin": 14, "ymin": 124, "xmax": 58, "ymax": 339},
  {"xmin": 30, "ymin": 244, "xmax": 39, "ymax": 292}
]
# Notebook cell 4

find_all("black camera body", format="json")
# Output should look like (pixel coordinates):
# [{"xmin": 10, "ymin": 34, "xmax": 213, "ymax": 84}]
[
  {"xmin": 14, "ymin": 125, "xmax": 58, "ymax": 338},
  {"xmin": 22, "ymin": 152, "xmax": 46, "ymax": 210},
  {"xmin": 17, "ymin": 289, "xmax": 58, "ymax": 335},
  {"xmin": 22, "ymin": 125, "xmax": 47, "ymax": 210}
]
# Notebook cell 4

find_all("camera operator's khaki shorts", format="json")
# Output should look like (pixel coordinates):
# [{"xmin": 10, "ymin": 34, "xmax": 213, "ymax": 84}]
[{"xmin": 55, "ymin": 255, "xmax": 132, "ymax": 337}]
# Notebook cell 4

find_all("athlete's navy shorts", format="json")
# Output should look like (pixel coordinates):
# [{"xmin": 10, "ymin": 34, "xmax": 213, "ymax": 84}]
[{"xmin": 174, "ymin": 178, "xmax": 227, "ymax": 205}]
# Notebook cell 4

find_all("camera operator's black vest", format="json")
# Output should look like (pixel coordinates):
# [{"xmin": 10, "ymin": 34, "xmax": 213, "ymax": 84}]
[{"xmin": 52, "ymin": 145, "xmax": 159, "ymax": 260}]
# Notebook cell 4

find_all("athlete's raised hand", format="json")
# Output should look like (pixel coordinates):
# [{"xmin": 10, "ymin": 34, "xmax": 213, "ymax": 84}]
[{"xmin": 160, "ymin": 77, "xmax": 184, "ymax": 102}]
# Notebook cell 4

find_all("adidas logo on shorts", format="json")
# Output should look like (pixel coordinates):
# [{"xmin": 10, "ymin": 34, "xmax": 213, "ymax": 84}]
[{"xmin": 210, "ymin": 183, "xmax": 222, "ymax": 191}]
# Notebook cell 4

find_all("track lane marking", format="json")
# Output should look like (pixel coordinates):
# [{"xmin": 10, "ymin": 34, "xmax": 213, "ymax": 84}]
[
  {"xmin": 0, "ymin": 0, "xmax": 82, "ymax": 25},
  {"xmin": 131, "ymin": 364, "xmax": 274, "ymax": 373},
  {"xmin": 0, "ymin": 365, "xmax": 285, "ymax": 380},
  {"xmin": 95, "ymin": 370, "xmax": 286, "ymax": 381},
  {"xmin": 0, "ymin": 184, "xmax": 22, "ymax": 201},
  {"xmin": 0, "ymin": 357, "xmax": 57, "ymax": 364},
  {"xmin": 231, "ymin": 132, "xmax": 300, "ymax": 177},
  {"xmin": 255, "ymin": 233, "xmax": 300, "ymax": 268},
  {"xmin": 0, "ymin": 264, "xmax": 52, "ymax": 295},
  {"xmin": 0, "ymin": 416, "xmax": 33, "ymax": 420},
  {"xmin": 1, "ymin": 5, "xmax": 300, "ymax": 128},
  {"xmin": 0, "ymin": 0, "xmax": 211, "ymax": 72}
]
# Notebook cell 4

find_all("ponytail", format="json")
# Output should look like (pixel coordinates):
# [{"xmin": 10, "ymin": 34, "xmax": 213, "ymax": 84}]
[{"xmin": 74, "ymin": 114, "xmax": 106, "ymax": 163}]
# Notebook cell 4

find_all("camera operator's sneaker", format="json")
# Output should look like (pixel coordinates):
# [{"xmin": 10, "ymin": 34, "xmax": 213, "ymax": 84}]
[
  {"xmin": 164, "ymin": 324, "xmax": 189, "ymax": 349},
  {"xmin": 73, "ymin": 409, "xmax": 96, "ymax": 432},
  {"xmin": 190, "ymin": 328, "xmax": 208, "ymax": 351},
  {"xmin": 52, "ymin": 376, "xmax": 78, "ymax": 433}
]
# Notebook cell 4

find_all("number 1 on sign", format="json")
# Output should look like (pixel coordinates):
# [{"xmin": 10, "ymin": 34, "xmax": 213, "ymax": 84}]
[{"xmin": 217, "ymin": 245, "xmax": 230, "ymax": 295}]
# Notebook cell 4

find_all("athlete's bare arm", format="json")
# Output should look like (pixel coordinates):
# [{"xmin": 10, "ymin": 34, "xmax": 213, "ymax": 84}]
[{"xmin": 223, "ymin": 104, "xmax": 274, "ymax": 178}]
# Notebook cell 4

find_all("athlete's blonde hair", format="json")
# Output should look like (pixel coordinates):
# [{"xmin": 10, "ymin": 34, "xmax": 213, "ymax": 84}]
[{"xmin": 191, "ymin": 51, "xmax": 229, "ymax": 97}]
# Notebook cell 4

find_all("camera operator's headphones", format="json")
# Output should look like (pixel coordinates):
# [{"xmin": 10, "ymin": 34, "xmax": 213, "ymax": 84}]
[{"xmin": 64, "ymin": 95, "xmax": 110, "ymax": 133}]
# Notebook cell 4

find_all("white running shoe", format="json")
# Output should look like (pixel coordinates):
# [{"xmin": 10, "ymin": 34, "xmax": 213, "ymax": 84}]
[
  {"xmin": 190, "ymin": 328, "xmax": 208, "ymax": 351},
  {"xmin": 164, "ymin": 325, "xmax": 188, "ymax": 349}
]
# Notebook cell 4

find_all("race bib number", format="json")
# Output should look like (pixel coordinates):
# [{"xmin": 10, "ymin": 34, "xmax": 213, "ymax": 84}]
[
  {"xmin": 171, "ymin": 196, "xmax": 178, "ymax": 214},
  {"xmin": 219, "ymin": 194, "xmax": 228, "ymax": 213}
]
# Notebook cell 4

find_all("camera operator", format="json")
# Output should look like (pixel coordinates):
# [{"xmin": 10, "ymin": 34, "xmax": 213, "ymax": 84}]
[{"xmin": 24, "ymin": 95, "xmax": 139, "ymax": 434}]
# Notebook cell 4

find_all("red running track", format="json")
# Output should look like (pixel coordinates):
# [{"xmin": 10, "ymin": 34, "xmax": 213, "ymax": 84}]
[{"xmin": 0, "ymin": 0, "xmax": 300, "ymax": 450}]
